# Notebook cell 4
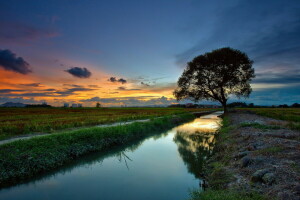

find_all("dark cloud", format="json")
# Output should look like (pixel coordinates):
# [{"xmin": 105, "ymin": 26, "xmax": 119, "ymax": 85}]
[
  {"xmin": 108, "ymin": 77, "xmax": 127, "ymax": 84},
  {"xmin": 118, "ymin": 78, "xmax": 127, "ymax": 84},
  {"xmin": 117, "ymin": 86, "xmax": 141, "ymax": 91},
  {"xmin": 43, "ymin": 88, "xmax": 56, "ymax": 91},
  {"xmin": 81, "ymin": 97, "xmax": 101, "ymax": 102},
  {"xmin": 0, "ymin": 86, "xmax": 95, "ymax": 98},
  {"xmin": 65, "ymin": 67, "xmax": 92, "ymax": 78},
  {"xmin": 0, "ymin": 97, "xmax": 43, "ymax": 104},
  {"xmin": 175, "ymin": 0, "xmax": 300, "ymax": 88},
  {"xmin": 0, "ymin": 89, "xmax": 24, "ymax": 93},
  {"xmin": 17, "ymin": 92, "xmax": 54, "ymax": 97},
  {"xmin": 88, "ymin": 85, "xmax": 101, "ymax": 88},
  {"xmin": 55, "ymin": 87, "xmax": 95, "ymax": 96},
  {"xmin": 20, "ymin": 83, "xmax": 41, "ymax": 87},
  {"xmin": 0, "ymin": 91, "xmax": 55, "ymax": 97},
  {"xmin": 0, "ymin": 49, "xmax": 32, "ymax": 74},
  {"xmin": 108, "ymin": 77, "xmax": 117, "ymax": 82},
  {"xmin": 63, "ymin": 84, "xmax": 84, "ymax": 88},
  {"xmin": 141, "ymin": 82, "xmax": 150, "ymax": 86},
  {"xmin": 254, "ymin": 68, "xmax": 300, "ymax": 84}
]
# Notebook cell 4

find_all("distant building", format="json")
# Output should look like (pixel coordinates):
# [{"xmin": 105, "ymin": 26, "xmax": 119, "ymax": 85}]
[
  {"xmin": 71, "ymin": 104, "xmax": 78, "ymax": 108},
  {"xmin": 64, "ymin": 103, "xmax": 69, "ymax": 108},
  {"xmin": 1, "ymin": 102, "xmax": 27, "ymax": 107},
  {"xmin": 78, "ymin": 104, "xmax": 82, "ymax": 107}
]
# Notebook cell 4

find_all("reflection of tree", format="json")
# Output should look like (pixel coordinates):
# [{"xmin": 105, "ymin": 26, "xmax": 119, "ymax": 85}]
[
  {"xmin": 174, "ymin": 130, "xmax": 216, "ymax": 179},
  {"xmin": 116, "ymin": 151, "xmax": 132, "ymax": 170}
]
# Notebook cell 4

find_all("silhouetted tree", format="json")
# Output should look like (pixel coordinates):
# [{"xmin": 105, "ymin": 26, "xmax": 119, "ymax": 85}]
[
  {"xmin": 96, "ymin": 102, "xmax": 101, "ymax": 108},
  {"xmin": 227, "ymin": 102, "xmax": 247, "ymax": 108},
  {"xmin": 248, "ymin": 103, "xmax": 254, "ymax": 108},
  {"xmin": 291, "ymin": 103, "xmax": 300, "ymax": 108},
  {"xmin": 174, "ymin": 47, "xmax": 255, "ymax": 113},
  {"xmin": 278, "ymin": 104, "xmax": 289, "ymax": 108}
]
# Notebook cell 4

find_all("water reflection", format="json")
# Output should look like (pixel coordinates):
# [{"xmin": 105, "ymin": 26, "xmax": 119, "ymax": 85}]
[
  {"xmin": 116, "ymin": 151, "xmax": 133, "ymax": 170},
  {"xmin": 174, "ymin": 111, "xmax": 222, "ymax": 179}
]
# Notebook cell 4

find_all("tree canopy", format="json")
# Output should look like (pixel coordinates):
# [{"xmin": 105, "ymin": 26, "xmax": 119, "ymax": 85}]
[{"xmin": 174, "ymin": 47, "xmax": 255, "ymax": 112}]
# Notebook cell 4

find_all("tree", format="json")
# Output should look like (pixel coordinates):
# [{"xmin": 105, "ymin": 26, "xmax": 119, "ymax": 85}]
[
  {"xmin": 174, "ymin": 47, "xmax": 255, "ymax": 113},
  {"xmin": 291, "ymin": 103, "xmax": 300, "ymax": 108},
  {"xmin": 96, "ymin": 102, "xmax": 101, "ymax": 108},
  {"xmin": 227, "ymin": 102, "xmax": 247, "ymax": 108},
  {"xmin": 248, "ymin": 103, "xmax": 254, "ymax": 108}
]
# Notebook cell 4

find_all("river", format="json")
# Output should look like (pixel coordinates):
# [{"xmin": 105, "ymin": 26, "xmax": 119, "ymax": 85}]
[{"xmin": 0, "ymin": 111, "xmax": 222, "ymax": 200}]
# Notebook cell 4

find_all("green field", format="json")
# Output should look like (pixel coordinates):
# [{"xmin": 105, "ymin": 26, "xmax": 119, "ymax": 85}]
[
  {"xmin": 240, "ymin": 108, "xmax": 300, "ymax": 130},
  {"xmin": 0, "ymin": 107, "xmax": 212, "ymax": 140}
]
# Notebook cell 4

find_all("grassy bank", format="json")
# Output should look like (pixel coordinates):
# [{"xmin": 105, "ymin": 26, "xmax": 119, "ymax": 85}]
[
  {"xmin": 189, "ymin": 117, "xmax": 267, "ymax": 200},
  {"xmin": 0, "ymin": 113, "xmax": 194, "ymax": 188},
  {"xmin": 240, "ymin": 108, "xmax": 300, "ymax": 130},
  {"xmin": 0, "ymin": 107, "xmax": 194, "ymax": 140}
]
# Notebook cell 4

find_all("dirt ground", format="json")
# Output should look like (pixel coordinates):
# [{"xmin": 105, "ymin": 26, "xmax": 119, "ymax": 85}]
[{"xmin": 221, "ymin": 111, "xmax": 300, "ymax": 200}]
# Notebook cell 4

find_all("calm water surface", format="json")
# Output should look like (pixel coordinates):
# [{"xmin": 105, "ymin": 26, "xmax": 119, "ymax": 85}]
[{"xmin": 0, "ymin": 111, "xmax": 222, "ymax": 200}]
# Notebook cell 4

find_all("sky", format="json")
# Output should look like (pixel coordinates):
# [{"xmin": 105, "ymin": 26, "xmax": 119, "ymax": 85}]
[{"xmin": 0, "ymin": 0, "xmax": 299, "ymax": 106}]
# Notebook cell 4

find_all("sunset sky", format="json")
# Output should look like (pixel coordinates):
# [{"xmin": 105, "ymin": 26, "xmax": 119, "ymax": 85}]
[{"xmin": 0, "ymin": 0, "xmax": 299, "ymax": 106}]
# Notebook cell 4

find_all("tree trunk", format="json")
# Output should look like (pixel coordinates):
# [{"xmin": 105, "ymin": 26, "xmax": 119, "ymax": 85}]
[{"xmin": 222, "ymin": 103, "xmax": 228, "ymax": 114}]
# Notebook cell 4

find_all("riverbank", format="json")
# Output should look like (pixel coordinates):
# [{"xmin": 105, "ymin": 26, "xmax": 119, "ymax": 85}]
[
  {"xmin": 1, "ymin": 107, "xmax": 203, "ymax": 140},
  {"xmin": 192, "ymin": 110, "xmax": 300, "ymax": 200},
  {"xmin": 0, "ymin": 113, "xmax": 195, "ymax": 188}
]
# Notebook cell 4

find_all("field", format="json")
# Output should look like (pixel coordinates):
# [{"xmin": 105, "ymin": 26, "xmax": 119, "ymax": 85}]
[
  {"xmin": 0, "ymin": 107, "xmax": 213, "ymax": 140},
  {"xmin": 240, "ymin": 108, "xmax": 300, "ymax": 130}
]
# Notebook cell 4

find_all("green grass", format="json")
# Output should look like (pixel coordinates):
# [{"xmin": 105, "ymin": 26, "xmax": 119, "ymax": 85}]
[
  {"xmin": 212, "ymin": 117, "xmax": 236, "ymax": 163},
  {"xmin": 254, "ymin": 146, "xmax": 284, "ymax": 155},
  {"xmin": 189, "ymin": 189, "xmax": 267, "ymax": 200},
  {"xmin": 239, "ymin": 122, "xmax": 281, "ymax": 130},
  {"xmin": 218, "ymin": 117, "xmax": 232, "ymax": 134},
  {"xmin": 240, "ymin": 108, "xmax": 300, "ymax": 130},
  {"xmin": 290, "ymin": 162, "xmax": 300, "ymax": 173},
  {"xmin": 0, "ymin": 107, "xmax": 209, "ymax": 140},
  {"xmin": 189, "ymin": 116, "xmax": 267, "ymax": 200},
  {"xmin": 0, "ymin": 113, "xmax": 194, "ymax": 188},
  {"xmin": 206, "ymin": 162, "xmax": 234, "ymax": 189}
]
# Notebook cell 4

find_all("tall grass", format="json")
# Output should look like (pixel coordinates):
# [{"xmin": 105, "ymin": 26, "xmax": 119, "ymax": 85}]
[
  {"xmin": 0, "ymin": 107, "xmax": 195, "ymax": 139},
  {"xmin": 240, "ymin": 108, "xmax": 300, "ymax": 130}
]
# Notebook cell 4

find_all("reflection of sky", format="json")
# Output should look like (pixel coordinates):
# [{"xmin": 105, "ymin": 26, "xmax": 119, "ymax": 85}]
[
  {"xmin": 172, "ymin": 112, "xmax": 222, "ymax": 179},
  {"xmin": 174, "ymin": 112, "xmax": 223, "ymax": 153},
  {"xmin": 175, "ymin": 112, "xmax": 222, "ymax": 134}
]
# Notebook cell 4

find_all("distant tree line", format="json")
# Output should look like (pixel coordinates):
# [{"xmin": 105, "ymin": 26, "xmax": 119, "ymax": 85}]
[
  {"xmin": 26, "ymin": 104, "xmax": 52, "ymax": 108},
  {"xmin": 275, "ymin": 103, "xmax": 300, "ymax": 108}
]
